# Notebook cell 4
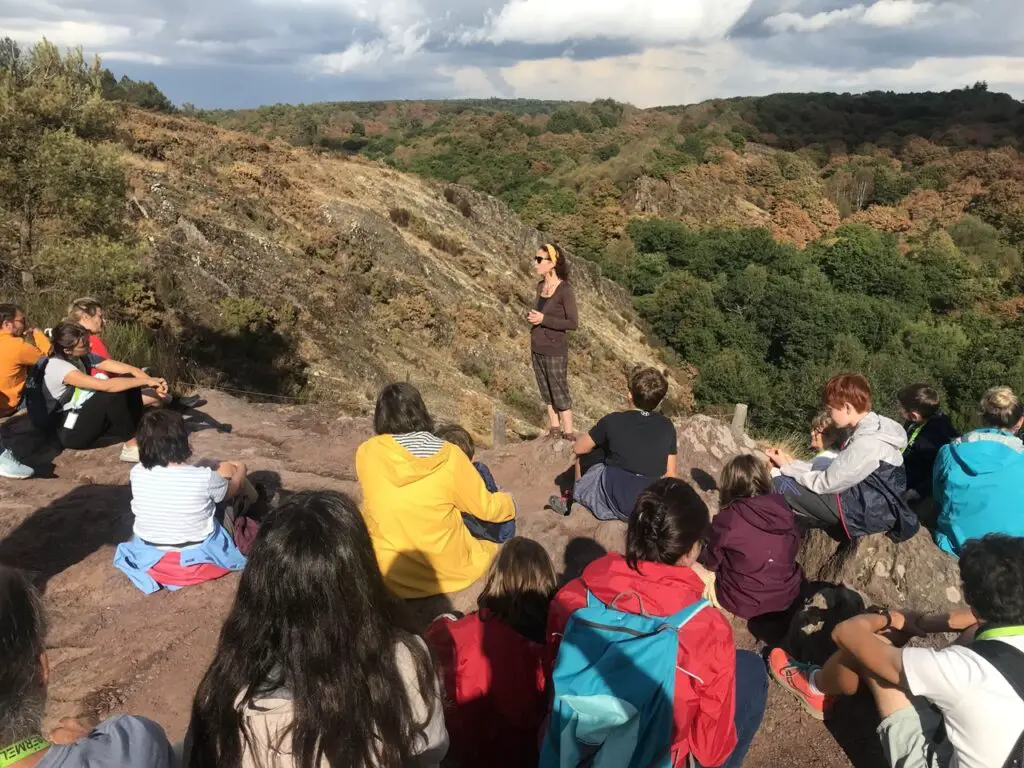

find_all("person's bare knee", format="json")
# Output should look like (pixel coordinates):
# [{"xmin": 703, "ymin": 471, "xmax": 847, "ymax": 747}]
[{"xmin": 865, "ymin": 674, "xmax": 913, "ymax": 719}]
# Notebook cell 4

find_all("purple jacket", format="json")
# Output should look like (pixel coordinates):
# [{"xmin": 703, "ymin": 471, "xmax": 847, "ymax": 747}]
[{"xmin": 700, "ymin": 493, "xmax": 803, "ymax": 619}]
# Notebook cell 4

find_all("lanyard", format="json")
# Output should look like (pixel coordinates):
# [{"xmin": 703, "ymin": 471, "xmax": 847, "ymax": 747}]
[
  {"xmin": 977, "ymin": 624, "xmax": 1024, "ymax": 641},
  {"xmin": 901, "ymin": 420, "xmax": 927, "ymax": 454},
  {"xmin": 0, "ymin": 736, "xmax": 49, "ymax": 767}
]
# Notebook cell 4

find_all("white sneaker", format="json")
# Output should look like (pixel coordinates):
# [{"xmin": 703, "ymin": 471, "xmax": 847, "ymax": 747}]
[
  {"xmin": 119, "ymin": 444, "xmax": 140, "ymax": 464},
  {"xmin": 0, "ymin": 449, "xmax": 34, "ymax": 479}
]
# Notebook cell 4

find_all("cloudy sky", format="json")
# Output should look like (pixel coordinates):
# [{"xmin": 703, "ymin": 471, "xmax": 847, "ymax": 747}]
[{"xmin": 3, "ymin": 0, "xmax": 1023, "ymax": 109}]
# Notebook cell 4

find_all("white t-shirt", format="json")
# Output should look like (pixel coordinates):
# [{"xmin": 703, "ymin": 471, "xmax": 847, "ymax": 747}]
[
  {"xmin": 903, "ymin": 636, "xmax": 1024, "ymax": 768},
  {"xmin": 130, "ymin": 464, "xmax": 231, "ymax": 546},
  {"xmin": 43, "ymin": 357, "xmax": 79, "ymax": 403}
]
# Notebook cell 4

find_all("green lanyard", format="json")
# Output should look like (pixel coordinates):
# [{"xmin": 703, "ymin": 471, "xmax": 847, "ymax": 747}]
[
  {"xmin": 0, "ymin": 736, "xmax": 49, "ymax": 767},
  {"xmin": 977, "ymin": 624, "xmax": 1024, "ymax": 641},
  {"xmin": 901, "ymin": 420, "xmax": 927, "ymax": 454}
]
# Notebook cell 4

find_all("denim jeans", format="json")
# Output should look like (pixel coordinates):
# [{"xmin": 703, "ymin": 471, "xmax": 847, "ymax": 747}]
[
  {"xmin": 694, "ymin": 650, "xmax": 769, "ymax": 768},
  {"xmin": 461, "ymin": 513, "xmax": 516, "ymax": 543}
]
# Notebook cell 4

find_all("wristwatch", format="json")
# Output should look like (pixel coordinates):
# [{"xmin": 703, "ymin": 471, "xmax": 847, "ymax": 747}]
[{"xmin": 865, "ymin": 605, "xmax": 893, "ymax": 631}]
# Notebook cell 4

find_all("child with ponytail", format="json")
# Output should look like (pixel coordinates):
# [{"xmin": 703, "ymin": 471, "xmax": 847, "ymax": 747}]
[{"xmin": 545, "ymin": 479, "xmax": 768, "ymax": 768}]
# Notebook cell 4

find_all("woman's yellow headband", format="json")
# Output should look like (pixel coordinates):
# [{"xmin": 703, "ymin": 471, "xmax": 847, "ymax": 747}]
[{"xmin": 544, "ymin": 243, "xmax": 558, "ymax": 265}]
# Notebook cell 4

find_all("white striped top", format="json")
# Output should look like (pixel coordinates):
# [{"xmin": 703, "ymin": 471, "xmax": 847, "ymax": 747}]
[
  {"xmin": 130, "ymin": 463, "xmax": 230, "ymax": 546},
  {"xmin": 393, "ymin": 432, "xmax": 445, "ymax": 458}
]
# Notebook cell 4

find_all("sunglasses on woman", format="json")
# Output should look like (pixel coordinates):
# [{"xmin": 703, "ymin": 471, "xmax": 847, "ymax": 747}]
[{"xmin": 534, "ymin": 256, "xmax": 550, "ymax": 264}]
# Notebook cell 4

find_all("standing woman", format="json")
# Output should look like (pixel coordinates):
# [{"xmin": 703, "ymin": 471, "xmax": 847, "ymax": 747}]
[{"xmin": 529, "ymin": 243, "xmax": 578, "ymax": 440}]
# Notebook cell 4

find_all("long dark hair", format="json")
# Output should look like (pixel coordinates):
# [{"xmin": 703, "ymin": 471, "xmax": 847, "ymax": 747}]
[{"xmin": 186, "ymin": 491, "xmax": 438, "ymax": 768}]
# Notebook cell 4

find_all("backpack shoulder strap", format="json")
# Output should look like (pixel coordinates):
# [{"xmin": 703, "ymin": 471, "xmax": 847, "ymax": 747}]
[
  {"xmin": 972, "ymin": 640, "xmax": 1024, "ymax": 768},
  {"xmin": 973, "ymin": 640, "xmax": 1024, "ymax": 703},
  {"xmin": 668, "ymin": 598, "xmax": 710, "ymax": 629}
]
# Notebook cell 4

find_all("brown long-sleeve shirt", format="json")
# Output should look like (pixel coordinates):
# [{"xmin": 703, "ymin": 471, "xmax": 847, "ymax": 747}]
[{"xmin": 530, "ymin": 281, "xmax": 578, "ymax": 357}]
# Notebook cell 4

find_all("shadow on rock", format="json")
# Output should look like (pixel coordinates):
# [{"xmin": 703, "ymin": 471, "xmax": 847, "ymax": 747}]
[{"xmin": 0, "ymin": 483, "xmax": 133, "ymax": 591}]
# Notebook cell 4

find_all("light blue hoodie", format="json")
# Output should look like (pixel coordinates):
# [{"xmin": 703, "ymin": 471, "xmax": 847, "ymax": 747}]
[{"xmin": 933, "ymin": 428, "xmax": 1024, "ymax": 555}]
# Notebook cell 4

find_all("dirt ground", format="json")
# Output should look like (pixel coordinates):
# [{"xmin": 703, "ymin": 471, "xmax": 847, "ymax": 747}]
[{"xmin": 0, "ymin": 390, "xmax": 878, "ymax": 766}]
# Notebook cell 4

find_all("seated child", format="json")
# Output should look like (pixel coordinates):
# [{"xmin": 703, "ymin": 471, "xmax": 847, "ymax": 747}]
[
  {"xmin": 767, "ymin": 373, "xmax": 918, "ymax": 542},
  {"xmin": 426, "ymin": 537, "xmax": 556, "ymax": 768},
  {"xmin": 809, "ymin": 411, "xmax": 845, "ymax": 471},
  {"xmin": 436, "ymin": 423, "xmax": 515, "ymax": 543},
  {"xmin": 769, "ymin": 534, "xmax": 1024, "ymax": 768},
  {"xmin": 549, "ymin": 365, "xmax": 677, "ymax": 521},
  {"xmin": 114, "ymin": 409, "xmax": 259, "ymax": 593},
  {"xmin": 896, "ymin": 383, "xmax": 959, "ymax": 503},
  {"xmin": 545, "ymin": 479, "xmax": 768, "ymax": 767},
  {"xmin": 700, "ymin": 454, "xmax": 803, "ymax": 620}
]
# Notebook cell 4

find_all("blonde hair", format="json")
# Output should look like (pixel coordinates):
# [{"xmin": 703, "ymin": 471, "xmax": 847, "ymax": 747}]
[
  {"xmin": 719, "ymin": 453, "xmax": 773, "ymax": 508},
  {"xmin": 979, "ymin": 386, "xmax": 1023, "ymax": 430},
  {"xmin": 477, "ymin": 537, "xmax": 556, "ymax": 643},
  {"xmin": 67, "ymin": 297, "xmax": 102, "ymax": 323}
]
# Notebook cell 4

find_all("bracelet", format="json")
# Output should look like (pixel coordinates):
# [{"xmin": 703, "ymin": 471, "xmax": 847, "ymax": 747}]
[{"xmin": 865, "ymin": 605, "xmax": 892, "ymax": 631}]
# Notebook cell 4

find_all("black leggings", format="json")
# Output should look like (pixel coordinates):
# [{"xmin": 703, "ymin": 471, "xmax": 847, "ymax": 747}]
[
  {"xmin": 60, "ymin": 389, "xmax": 144, "ymax": 450},
  {"xmin": 772, "ymin": 475, "xmax": 841, "ymax": 529}
]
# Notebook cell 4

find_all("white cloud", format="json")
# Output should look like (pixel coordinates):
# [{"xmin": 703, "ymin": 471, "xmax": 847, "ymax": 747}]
[
  {"xmin": 3, "ymin": 19, "xmax": 135, "ymax": 47},
  {"xmin": 473, "ymin": 0, "xmax": 755, "ymax": 45},
  {"xmin": 311, "ymin": 41, "xmax": 386, "ymax": 73},
  {"xmin": 100, "ymin": 50, "xmax": 167, "ymax": 64},
  {"xmin": 765, "ymin": 1, "xmax": 934, "ymax": 33},
  {"xmin": 862, "ymin": 0, "xmax": 932, "ymax": 27}
]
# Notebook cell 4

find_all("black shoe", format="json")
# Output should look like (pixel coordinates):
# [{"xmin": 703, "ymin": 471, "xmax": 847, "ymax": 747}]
[{"xmin": 548, "ymin": 495, "xmax": 571, "ymax": 516}]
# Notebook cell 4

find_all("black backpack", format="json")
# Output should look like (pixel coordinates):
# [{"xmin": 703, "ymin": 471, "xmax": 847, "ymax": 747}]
[{"xmin": 973, "ymin": 639, "xmax": 1024, "ymax": 768}]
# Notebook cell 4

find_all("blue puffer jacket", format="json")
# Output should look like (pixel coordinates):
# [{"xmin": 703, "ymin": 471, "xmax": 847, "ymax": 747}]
[{"xmin": 933, "ymin": 428, "xmax": 1024, "ymax": 556}]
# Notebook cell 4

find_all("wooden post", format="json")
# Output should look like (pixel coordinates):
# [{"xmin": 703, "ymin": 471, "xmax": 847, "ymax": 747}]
[
  {"xmin": 492, "ymin": 410, "xmax": 507, "ymax": 448},
  {"xmin": 731, "ymin": 403, "xmax": 748, "ymax": 440}
]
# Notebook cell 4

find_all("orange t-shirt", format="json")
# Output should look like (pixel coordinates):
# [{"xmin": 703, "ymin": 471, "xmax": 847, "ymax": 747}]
[{"xmin": 0, "ymin": 329, "xmax": 51, "ymax": 416}]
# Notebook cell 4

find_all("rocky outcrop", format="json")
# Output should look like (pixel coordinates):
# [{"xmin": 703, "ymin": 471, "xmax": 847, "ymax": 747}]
[{"xmin": 798, "ymin": 527, "xmax": 965, "ymax": 614}]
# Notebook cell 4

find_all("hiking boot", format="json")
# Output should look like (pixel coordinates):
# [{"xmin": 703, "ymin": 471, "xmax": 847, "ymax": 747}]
[
  {"xmin": 119, "ymin": 443, "xmax": 140, "ymax": 464},
  {"xmin": 548, "ymin": 494, "xmax": 571, "ymax": 516},
  {"xmin": 768, "ymin": 647, "xmax": 827, "ymax": 720},
  {"xmin": 547, "ymin": 427, "xmax": 563, "ymax": 440},
  {"xmin": 0, "ymin": 449, "xmax": 33, "ymax": 479}
]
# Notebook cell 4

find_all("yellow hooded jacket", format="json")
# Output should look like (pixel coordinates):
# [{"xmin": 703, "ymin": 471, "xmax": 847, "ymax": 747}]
[{"xmin": 356, "ymin": 435, "xmax": 516, "ymax": 598}]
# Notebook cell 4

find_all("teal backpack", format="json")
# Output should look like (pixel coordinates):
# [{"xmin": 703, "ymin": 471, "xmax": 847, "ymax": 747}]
[{"xmin": 540, "ymin": 591, "xmax": 709, "ymax": 768}]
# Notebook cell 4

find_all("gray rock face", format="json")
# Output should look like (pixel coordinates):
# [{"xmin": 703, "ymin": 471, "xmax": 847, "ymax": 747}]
[{"xmin": 798, "ymin": 527, "xmax": 964, "ymax": 614}]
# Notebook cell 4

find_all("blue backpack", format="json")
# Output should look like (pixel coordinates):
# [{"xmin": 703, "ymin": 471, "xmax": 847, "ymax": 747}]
[{"xmin": 540, "ymin": 591, "xmax": 709, "ymax": 768}]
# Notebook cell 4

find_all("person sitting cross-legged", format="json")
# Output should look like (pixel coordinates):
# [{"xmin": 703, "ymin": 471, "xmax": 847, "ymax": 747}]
[
  {"xmin": 769, "ymin": 533, "xmax": 1024, "ymax": 768},
  {"xmin": 357, "ymin": 383, "xmax": 517, "ymax": 599},
  {"xmin": 549, "ymin": 365, "xmax": 677, "ymax": 520},
  {"xmin": 113, "ymin": 409, "xmax": 258, "ymax": 594},
  {"xmin": 0, "ymin": 564, "xmax": 177, "ymax": 767}
]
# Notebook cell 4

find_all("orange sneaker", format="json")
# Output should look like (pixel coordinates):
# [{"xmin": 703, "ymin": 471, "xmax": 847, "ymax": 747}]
[{"xmin": 768, "ymin": 647, "xmax": 827, "ymax": 720}]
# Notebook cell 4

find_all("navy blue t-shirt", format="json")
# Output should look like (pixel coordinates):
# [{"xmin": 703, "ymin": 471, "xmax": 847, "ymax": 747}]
[{"xmin": 589, "ymin": 410, "xmax": 677, "ymax": 478}]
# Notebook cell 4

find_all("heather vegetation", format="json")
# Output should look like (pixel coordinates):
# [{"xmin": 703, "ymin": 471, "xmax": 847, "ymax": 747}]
[{"xmin": 205, "ymin": 88, "xmax": 1024, "ymax": 432}]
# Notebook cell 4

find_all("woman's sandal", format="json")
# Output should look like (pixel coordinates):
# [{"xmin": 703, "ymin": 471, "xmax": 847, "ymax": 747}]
[
  {"xmin": 547, "ymin": 427, "xmax": 563, "ymax": 440},
  {"xmin": 561, "ymin": 432, "xmax": 577, "ymax": 441}
]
